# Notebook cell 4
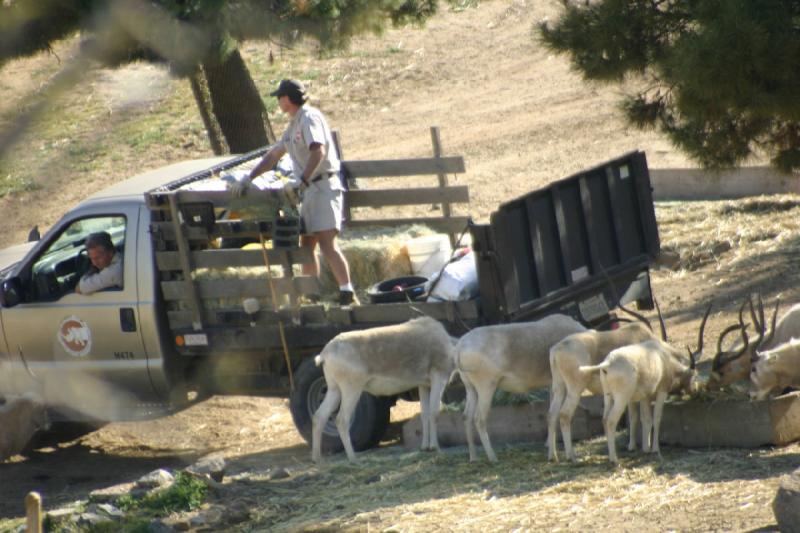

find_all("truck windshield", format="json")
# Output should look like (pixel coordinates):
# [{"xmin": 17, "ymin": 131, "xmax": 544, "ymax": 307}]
[{"xmin": 46, "ymin": 217, "xmax": 126, "ymax": 255}]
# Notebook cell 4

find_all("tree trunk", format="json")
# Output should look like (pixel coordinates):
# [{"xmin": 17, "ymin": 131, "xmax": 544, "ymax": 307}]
[
  {"xmin": 189, "ymin": 70, "xmax": 226, "ymax": 155},
  {"xmin": 203, "ymin": 49, "xmax": 275, "ymax": 153}
]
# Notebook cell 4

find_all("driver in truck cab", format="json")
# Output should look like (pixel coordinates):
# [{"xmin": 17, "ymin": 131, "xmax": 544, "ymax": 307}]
[{"xmin": 74, "ymin": 231, "xmax": 123, "ymax": 295}]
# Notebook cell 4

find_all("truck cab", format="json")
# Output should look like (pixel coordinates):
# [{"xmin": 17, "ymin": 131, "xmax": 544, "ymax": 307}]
[{"xmin": 0, "ymin": 157, "xmax": 233, "ymax": 421}]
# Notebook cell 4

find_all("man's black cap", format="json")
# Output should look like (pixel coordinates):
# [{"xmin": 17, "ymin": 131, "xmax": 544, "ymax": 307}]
[{"xmin": 270, "ymin": 79, "xmax": 306, "ymax": 99}]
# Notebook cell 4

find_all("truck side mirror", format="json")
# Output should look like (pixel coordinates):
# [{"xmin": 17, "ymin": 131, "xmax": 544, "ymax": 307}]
[
  {"xmin": 0, "ymin": 277, "xmax": 22, "ymax": 307},
  {"xmin": 27, "ymin": 225, "xmax": 40, "ymax": 242}
]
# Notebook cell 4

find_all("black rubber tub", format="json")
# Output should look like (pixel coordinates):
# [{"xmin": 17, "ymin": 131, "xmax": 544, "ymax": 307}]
[{"xmin": 367, "ymin": 275, "xmax": 428, "ymax": 304}]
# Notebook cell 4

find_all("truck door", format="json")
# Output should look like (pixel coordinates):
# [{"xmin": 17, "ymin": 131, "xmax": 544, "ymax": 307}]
[{"xmin": 0, "ymin": 208, "xmax": 156, "ymax": 420}]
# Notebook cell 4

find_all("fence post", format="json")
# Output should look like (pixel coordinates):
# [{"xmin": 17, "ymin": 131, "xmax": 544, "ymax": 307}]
[
  {"xmin": 332, "ymin": 130, "xmax": 354, "ymax": 224},
  {"xmin": 25, "ymin": 492, "xmax": 42, "ymax": 533},
  {"xmin": 430, "ymin": 126, "xmax": 455, "ymax": 246}
]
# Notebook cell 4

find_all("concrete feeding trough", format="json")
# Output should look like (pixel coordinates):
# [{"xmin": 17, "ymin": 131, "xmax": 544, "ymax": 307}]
[
  {"xmin": 402, "ymin": 397, "xmax": 604, "ymax": 451},
  {"xmin": 402, "ymin": 392, "xmax": 800, "ymax": 451},
  {"xmin": 657, "ymin": 391, "xmax": 800, "ymax": 448}
]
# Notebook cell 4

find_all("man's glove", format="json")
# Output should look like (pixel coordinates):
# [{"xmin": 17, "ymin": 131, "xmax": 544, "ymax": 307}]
[
  {"xmin": 228, "ymin": 177, "xmax": 252, "ymax": 197},
  {"xmin": 282, "ymin": 180, "xmax": 307, "ymax": 206}
]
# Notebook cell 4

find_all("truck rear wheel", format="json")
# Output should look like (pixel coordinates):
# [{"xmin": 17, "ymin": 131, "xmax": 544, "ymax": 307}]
[{"xmin": 289, "ymin": 357, "xmax": 391, "ymax": 454}]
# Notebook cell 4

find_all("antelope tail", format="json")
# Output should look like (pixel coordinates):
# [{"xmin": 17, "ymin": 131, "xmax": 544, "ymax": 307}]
[{"xmin": 579, "ymin": 362, "xmax": 609, "ymax": 375}]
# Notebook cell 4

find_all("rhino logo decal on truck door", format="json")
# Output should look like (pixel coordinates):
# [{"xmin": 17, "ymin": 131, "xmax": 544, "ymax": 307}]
[{"xmin": 58, "ymin": 316, "xmax": 92, "ymax": 357}]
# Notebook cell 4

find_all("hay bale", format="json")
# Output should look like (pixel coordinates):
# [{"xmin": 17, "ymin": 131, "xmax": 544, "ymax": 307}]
[
  {"xmin": 168, "ymin": 266, "xmax": 281, "ymax": 312},
  {"xmin": 169, "ymin": 225, "xmax": 440, "ymax": 310},
  {"xmin": 318, "ymin": 224, "xmax": 437, "ymax": 295}
]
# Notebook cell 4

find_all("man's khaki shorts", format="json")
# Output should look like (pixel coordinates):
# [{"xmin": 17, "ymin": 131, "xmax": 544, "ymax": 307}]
[{"xmin": 300, "ymin": 178, "xmax": 343, "ymax": 233}]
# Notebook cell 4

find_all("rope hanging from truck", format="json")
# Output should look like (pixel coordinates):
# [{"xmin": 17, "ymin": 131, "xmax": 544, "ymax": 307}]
[{"xmin": 257, "ymin": 232, "xmax": 294, "ymax": 391}]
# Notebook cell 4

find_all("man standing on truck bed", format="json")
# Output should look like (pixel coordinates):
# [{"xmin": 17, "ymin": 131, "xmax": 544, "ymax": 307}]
[
  {"xmin": 230, "ymin": 79, "xmax": 358, "ymax": 306},
  {"xmin": 75, "ymin": 231, "xmax": 123, "ymax": 295}
]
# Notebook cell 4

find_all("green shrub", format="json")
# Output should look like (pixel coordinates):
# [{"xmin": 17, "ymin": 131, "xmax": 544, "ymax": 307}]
[{"xmin": 116, "ymin": 471, "xmax": 208, "ymax": 515}]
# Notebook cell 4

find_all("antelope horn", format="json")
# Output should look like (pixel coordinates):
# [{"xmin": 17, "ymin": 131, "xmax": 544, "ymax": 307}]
[
  {"xmin": 760, "ymin": 297, "xmax": 780, "ymax": 349},
  {"xmin": 746, "ymin": 294, "xmax": 762, "ymax": 333},
  {"xmin": 689, "ymin": 303, "xmax": 712, "ymax": 361},
  {"xmin": 719, "ymin": 301, "xmax": 746, "ymax": 349},
  {"xmin": 601, "ymin": 266, "xmax": 657, "ymax": 334},
  {"xmin": 751, "ymin": 334, "xmax": 763, "ymax": 362},
  {"xmin": 747, "ymin": 294, "xmax": 765, "ymax": 353},
  {"xmin": 617, "ymin": 300, "xmax": 653, "ymax": 332},
  {"xmin": 598, "ymin": 315, "xmax": 634, "ymax": 331},
  {"xmin": 654, "ymin": 297, "xmax": 667, "ymax": 342},
  {"xmin": 714, "ymin": 302, "xmax": 751, "ymax": 369},
  {"xmin": 712, "ymin": 301, "xmax": 746, "ymax": 370},
  {"xmin": 714, "ymin": 323, "xmax": 744, "ymax": 368},
  {"xmin": 740, "ymin": 324, "xmax": 751, "ymax": 361},
  {"xmin": 716, "ymin": 323, "xmax": 743, "ymax": 354}
]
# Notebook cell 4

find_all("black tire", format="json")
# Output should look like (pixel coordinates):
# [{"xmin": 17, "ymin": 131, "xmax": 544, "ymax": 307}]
[{"xmin": 289, "ymin": 357, "xmax": 391, "ymax": 454}]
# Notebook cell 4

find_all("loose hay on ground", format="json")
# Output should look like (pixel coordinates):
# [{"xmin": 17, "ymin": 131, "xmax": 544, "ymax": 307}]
[
  {"xmin": 242, "ymin": 439, "xmax": 800, "ymax": 532},
  {"xmin": 656, "ymin": 194, "xmax": 800, "ymax": 273}
]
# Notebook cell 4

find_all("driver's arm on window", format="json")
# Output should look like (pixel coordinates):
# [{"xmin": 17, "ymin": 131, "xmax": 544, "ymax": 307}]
[{"xmin": 75, "ymin": 253, "xmax": 123, "ymax": 295}]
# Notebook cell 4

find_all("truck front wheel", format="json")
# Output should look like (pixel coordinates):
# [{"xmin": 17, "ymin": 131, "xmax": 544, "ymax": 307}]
[{"xmin": 289, "ymin": 358, "xmax": 391, "ymax": 454}]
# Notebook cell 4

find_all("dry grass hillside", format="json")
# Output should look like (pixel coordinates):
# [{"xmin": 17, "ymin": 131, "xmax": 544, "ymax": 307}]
[
  {"xmin": 2, "ymin": 1, "xmax": 800, "ymax": 531},
  {"xmin": 0, "ymin": 0, "xmax": 693, "ymax": 250}
]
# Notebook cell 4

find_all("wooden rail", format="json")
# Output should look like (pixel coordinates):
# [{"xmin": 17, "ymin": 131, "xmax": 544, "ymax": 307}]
[{"xmin": 336, "ymin": 126, "xmax": 469, "ymax": 245}]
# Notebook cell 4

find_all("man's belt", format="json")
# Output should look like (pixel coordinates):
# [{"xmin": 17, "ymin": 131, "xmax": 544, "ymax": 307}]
[{"xmin": 311, "ymin": 171, "xmax": 339, "ymax": 183}]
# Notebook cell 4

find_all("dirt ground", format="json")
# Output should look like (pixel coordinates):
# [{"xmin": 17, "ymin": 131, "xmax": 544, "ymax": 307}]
[{"xmin": 2, "ymin": 0, "xmax": 800, "ymax": 531}]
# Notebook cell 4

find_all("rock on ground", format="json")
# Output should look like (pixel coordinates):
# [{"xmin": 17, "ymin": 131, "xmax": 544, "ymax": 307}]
[{"xmin": 773, "ymin": 466, "xmax": 800, "ymax": 533}]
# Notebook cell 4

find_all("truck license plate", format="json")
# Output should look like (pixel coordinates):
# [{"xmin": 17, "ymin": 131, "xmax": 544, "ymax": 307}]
[
  {"xmin": 579, "ymin": 295, "xmax": 609, "ymax": 322},
  {"xmin": 184, "ymin": 333, "xmax": 209, "ymax": 346}
]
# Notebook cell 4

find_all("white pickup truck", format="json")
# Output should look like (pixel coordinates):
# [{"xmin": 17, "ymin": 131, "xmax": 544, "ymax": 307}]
[{"xmin": 0, "ymin": 148, "xmax": 660, "ymax": 455}]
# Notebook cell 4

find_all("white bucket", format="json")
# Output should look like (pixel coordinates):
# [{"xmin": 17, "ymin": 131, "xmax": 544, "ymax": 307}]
[{"xmin": 405, "ymin": 234, "xmax": 452, "ymax": 278}]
